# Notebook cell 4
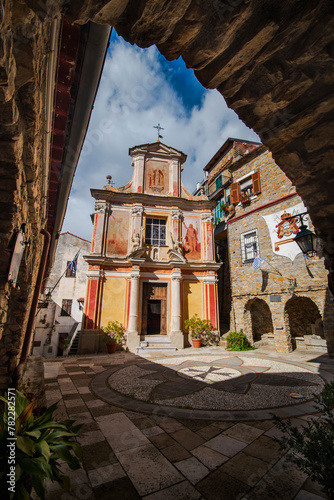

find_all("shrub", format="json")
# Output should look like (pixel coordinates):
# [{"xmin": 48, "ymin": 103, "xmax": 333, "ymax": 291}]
[
  {"xmin": 272, "ymin": 382, "xmax": 334, "ymax": 499},
  {"xmin": 101, "ymin": 321, "xmax": 125, "ymax": 345},
  {"xmin": 184, "ymin": 314, "xmax": 214, "ymax": 339},
  {"xmin": 226, "ymin": 330, "xmax": 255, "ymax": 351},
  {"xmin": 0, "ymin": 390, "xmax": 83, "ymax": 499}
]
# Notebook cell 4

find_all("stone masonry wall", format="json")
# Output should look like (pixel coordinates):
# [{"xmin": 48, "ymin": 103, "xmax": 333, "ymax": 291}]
[
  {"xmin": 0, "ymin": 0, "xmax": 50, "ymax": 388},
  {"xmin": 227, "ymin": 148, "xmax": 333, "ymax": 353}
]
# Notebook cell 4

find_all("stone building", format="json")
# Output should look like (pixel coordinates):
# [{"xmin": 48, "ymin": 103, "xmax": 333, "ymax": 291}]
[
  {"xmin": 197, "ymin": 138, "xmax": 334, "ymax": 353},
  {"xmin": 79, "ymin": 142, "xmax": 219, "ymax": 353},
  {"xmin": 32, "ymin": 233, "xmax": 90, "ymax": 358}
]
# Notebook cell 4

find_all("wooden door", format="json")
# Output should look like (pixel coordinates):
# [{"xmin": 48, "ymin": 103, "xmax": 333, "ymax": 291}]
[{"xmin": 142, "ymin": 283, "xmax": 167, "ymax": 334}]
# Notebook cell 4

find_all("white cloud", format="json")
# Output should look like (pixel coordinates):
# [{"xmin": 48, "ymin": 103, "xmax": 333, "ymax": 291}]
[{"xmin": 62, "ymin": 36, "xmax": 259, "ymax": 240}]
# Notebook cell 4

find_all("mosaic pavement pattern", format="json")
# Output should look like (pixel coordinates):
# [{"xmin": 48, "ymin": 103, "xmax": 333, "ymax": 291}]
[
  {"xmin": 91, "ymin": 351, "xmax": 332, "ymax": 420},
  {"xmin": 40, "ymin": 348, "xmax": 334, "ymax": 499}
]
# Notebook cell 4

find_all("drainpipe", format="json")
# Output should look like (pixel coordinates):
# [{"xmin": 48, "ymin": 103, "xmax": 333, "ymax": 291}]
[{"xmin": 12, "ymin": 228, "xmax": 51, "ymax": 386}]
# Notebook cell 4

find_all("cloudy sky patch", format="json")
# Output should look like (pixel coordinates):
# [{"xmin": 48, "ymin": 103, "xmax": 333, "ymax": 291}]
[{"xmin": 62, "ymin": 30, "xmax": 259, "ymax": 240}]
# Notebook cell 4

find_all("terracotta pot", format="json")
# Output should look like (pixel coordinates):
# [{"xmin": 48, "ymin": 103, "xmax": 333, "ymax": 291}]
[
  {"xmin": 192, "ymin": 338, "xmax": 202, "ymax": 348},
  {"xmin": 107, "ymin": 342, "xmax": 117, "ymax": 353}
]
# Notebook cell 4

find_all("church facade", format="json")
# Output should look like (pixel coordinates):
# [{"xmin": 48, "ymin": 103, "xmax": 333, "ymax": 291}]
[{"xmin": 79, "ymin": 142, "xmax": 219, "ymax": 353}]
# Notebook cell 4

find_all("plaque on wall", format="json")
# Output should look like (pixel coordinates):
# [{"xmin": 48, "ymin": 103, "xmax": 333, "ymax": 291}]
[{"xmin": 270, "ymin": 294, "xmax": 281, "ymax": 302}]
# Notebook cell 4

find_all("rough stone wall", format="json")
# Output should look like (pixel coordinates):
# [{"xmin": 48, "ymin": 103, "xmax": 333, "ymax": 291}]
[
  {"xmin": 0, "ymin": 0, "xmax": 50, "ymax": 388},
  {"xmin": 227, "ymin": 149, "xmax": 333, "ymax": 352}
]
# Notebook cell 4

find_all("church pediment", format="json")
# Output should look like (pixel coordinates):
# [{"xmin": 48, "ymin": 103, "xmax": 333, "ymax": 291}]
[{"xmin": 129, "ymin": 142, "xmax": 187, "ymax": 163}]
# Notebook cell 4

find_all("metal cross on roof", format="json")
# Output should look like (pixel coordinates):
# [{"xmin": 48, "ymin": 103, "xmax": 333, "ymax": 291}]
[{"xmin": 153, "ymin": 123, "xmax": 164, "ymax": 141}]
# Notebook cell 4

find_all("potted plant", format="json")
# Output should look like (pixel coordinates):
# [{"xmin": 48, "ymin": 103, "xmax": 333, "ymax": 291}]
[
  {"xmin": 184, "ymin": 314, "xmax": 214, "ymax": 348},
  {"xmin": 241, "ymin": 192, "xmax": 250, "ymax": 205},
  {"xmin": 101, "ymin": 320, "xmax": 125, "ymax": 353},
  {"xmin": 0, "ymin": 390, "xmax": 83, "ymax": 499}
]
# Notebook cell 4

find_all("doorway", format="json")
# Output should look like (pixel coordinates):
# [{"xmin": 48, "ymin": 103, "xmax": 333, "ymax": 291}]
[
  {"xmin": 57, "ymin": 332, "xmax": 67, "ymax": 356},
  {"xmin": 142, "ymin": 283, "xmax": 167, "ymax": 335},
  {"xmin": 147, "ymin": 300, "xmax": 161, "ymax": 334}
]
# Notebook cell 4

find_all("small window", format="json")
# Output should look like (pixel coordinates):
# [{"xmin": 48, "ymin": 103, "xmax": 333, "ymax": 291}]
[
  {"xmin": 66, "ymin": 261, "xmax": 76, "ymax": 278},
  {"xmin": 231, "ymin": 171, "xmax": 261, "ymax": 204},
  {"xmin": 60, "ymin": 299, "xmax": 72, "ymax": 317},
  {"xmin": 145, "ymin": 218, "xmax": 166, "ymax": 246},
  {"xmin": 215, "ymin": 174, "xmax": 222, "ymax": 191},
  {"xmin": 241, "ymin": 230, "xmax": 259, "ymax": 263}
]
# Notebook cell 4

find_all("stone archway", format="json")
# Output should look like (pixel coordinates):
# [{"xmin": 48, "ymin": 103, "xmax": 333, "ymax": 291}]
[
  {"xmin": 284, "ymin": 296, "xmax": 323, "ymax": 350},
  {"xmin": 244, "ymin": 298, "xmax": 274, "ymax": 343}
]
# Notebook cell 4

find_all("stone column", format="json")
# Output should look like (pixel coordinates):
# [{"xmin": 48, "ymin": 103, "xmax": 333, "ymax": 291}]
[
  {"xmin": 201, "ymin": 212, "xmax": 214, "ymax": 261},
  {"xmin": 170, "ymin": 267, "xmax": 184, "ymax": 349},
  {"xmin": 127, "ymin": 266, "xmax": 141, "ymax": 351},
  {"xmin": 131, "ymin": 205, "xmax": 144, "ymax": 247}
]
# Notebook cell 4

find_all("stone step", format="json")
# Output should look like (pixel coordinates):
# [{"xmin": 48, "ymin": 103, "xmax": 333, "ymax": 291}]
[
  {"xmin": 141, "ymin": 336, "xmax": 171, "ymax": 343},
  {"xmin": 136, "ymin": 346, "xmax": 178, "ymax": 353}
]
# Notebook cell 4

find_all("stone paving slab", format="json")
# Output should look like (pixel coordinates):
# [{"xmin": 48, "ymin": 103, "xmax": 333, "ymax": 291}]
[
  {"xmin": 37, "ymin": 348, "xmax": 333, "ymax": 500},
  {"xmin": 116, "ymin": 444, "xmax": 184, "ymax": 496}
]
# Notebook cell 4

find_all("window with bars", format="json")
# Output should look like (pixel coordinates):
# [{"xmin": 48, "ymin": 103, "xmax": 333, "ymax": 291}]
[
  {"xmin": 241, "ymin": 229, "xmax": 259, "ymax": 263},
  {"xmin": 60, "ymin": 299, "xmax": 72, "ymax": 317},
  {"xmin": 145, "ymin": 218, "xmax": 166, "ymax": 246}
]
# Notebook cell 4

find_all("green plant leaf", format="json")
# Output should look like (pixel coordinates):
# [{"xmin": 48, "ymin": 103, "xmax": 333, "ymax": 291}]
[
  {"xmin": 16, "ymin": 436, "xmax": 35, "ymax": 456},
  {"xmin": 31, "ymin": 474, "xmax": 46, "ymax": 500},
  {"xmin": 16, "ymin": 480, "xmax": 31, "ymax": 500},
  {"xmin": 35, "ymin": 440, "xmax": 51, "ymax": 463},
  {"xmin": 25, "ymin": 430, "xmax": 41, "ymax": 439},
  {"xmin": 59, "ymin": 473, "xmax": 71, "ymax": 492},
  {"xmin": 52, "ymin": 445, "xmax": 81, "ymax": 470},
  {"xmin": 19, "ymin": 457, "xmax": 53, "ymax": 480},
  {"xmin": 70, "ymin": 441, "xmax": 83, "ymax": 460}
]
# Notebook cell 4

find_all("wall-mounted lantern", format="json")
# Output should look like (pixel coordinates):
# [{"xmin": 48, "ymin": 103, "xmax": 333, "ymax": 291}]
[
  {"xmin": 294, "ymin": 213, "xmax": 317, "ymax": 256},
  {"xmin": 286, "ymin": 212, "xmax": 317, "ymax": 257},
  {"xmin": 288, "ymin": 278, "xmax": 297, "ymax": 296}
]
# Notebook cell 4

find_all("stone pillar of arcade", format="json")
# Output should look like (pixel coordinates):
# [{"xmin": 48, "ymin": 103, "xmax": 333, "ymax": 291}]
[
  {"xmin": 170, "ymin": 267, "xmax": 184, "ymax": 349},
  {"xmin": 127, "ymin": 265, "xmax": 141, "ymax": 351}
]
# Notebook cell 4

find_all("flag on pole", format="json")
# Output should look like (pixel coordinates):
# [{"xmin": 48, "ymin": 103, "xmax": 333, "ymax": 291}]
[
  {"xmin": 68, "ymin": 255, "xmax": 78, "ymax": 274},
  {"xmin": 252, "ymin": 254, "xmax": 264, "ymax": 271}
]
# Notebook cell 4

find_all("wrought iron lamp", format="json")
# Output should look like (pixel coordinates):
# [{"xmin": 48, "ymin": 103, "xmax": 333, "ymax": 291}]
[
  {"xmin": 288, "ymin": 278, "xmax": 297, "ymax": 295},
  {"xmin": 289, "ymin": 212, "xmax": 317, "ymax": 257}
]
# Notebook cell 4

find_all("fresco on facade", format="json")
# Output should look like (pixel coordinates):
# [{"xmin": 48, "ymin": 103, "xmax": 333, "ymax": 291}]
[
  {"xmin": 145, "ymin": 160, "xmax": 169, "ymax": 195},
  {"xmin": 107, "ymin": 210, "xmax": 129, "ymax": 256},
  {"xmin": 182, "ymin": 217, "xmax": 201, "ymax": 260},
  {"xmin": 262, "ymin": 202, "xmax": 307, "ymax": 261}
]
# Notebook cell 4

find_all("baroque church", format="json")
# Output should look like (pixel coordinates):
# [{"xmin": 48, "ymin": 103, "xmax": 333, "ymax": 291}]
[{"xmin": 79, "ymin": 142, "xmax": 220, "ymax": 353}]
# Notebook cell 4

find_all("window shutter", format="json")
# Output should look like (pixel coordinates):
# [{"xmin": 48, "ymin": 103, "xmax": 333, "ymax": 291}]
[
  {"xmin": 252, "ymin": 171, "xmax": 261, "ymax": 195},
  {"xmin": 230, "ymin": 182, "xmax": 240, "ymax": 204}
]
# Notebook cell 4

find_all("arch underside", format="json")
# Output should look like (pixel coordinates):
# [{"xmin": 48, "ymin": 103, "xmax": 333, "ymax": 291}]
[{"xmin": 60, "ymin": 0, "xmax": 334, "ymax": 283}]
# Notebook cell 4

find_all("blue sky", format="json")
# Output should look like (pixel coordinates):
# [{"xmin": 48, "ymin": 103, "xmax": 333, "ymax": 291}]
[{"xmin": 62, "ymin": 29, "xmax": 259, "ymax": 240}]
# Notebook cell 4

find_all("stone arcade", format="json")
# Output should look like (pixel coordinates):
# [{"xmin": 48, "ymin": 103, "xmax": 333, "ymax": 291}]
[{"xmin": 79, "ymin": 142, "xmax": 220, "ymax": 353}]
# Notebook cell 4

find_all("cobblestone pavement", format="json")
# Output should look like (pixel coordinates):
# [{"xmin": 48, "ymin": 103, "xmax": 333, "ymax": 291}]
[{"xmin": 41, "ymin": 347, "xmax": 334, "ymax": 500}]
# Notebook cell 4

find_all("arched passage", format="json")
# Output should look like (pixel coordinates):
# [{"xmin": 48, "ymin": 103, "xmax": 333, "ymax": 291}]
[
  {"xmin": 245, "ymin": 298, "xmax": 274, "ymax": 343},
  {"xmin": 285, "ymin": 297, "xmax": 323, "ymax": 349}
]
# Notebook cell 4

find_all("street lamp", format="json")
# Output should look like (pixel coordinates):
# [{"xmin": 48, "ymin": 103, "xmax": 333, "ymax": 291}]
[
  {"xmin": 286, "ymin": 212, "xmax": 317, "ymax": 257},
  {"xmin": 293, "ymin": 213, "xmax": 317, "ymax": 256}
]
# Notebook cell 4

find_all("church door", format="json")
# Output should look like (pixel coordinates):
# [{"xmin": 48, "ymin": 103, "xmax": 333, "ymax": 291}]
[{"xmin": 142, "ymin": 283, "xmax": 167, "ymax": 335}]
